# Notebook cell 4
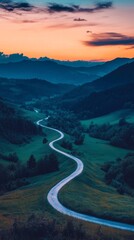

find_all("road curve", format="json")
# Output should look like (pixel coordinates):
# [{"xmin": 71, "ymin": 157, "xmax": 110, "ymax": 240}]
[{"xmin": 37, "ymin": 119, "xmax": 134, "ymax": 232}]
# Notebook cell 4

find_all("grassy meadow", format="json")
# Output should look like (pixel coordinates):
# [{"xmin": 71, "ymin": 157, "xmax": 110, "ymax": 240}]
[
  {"xmin": 59, "ymin": 110, "xmax": 134, "ymax": 224},
  {"xmin": 59, "ymin": 134, "xmax": 134, "ymax": 222},
  {"xmin": 0, "ymin": 109, "xmax": 50, "ymax": 164},
  {"xmin": 0, "ymin": 110, "xmax": 76, "ymax": 230},
  {"xmin": 82, "ymin": 109, "xmax": 134, "ymax": 127}
]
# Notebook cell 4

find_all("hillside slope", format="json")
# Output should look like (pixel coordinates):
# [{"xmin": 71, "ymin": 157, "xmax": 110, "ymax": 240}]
[
  {"xmin": 71, "ymin": 82, "xmax": 134, "ymax": 119},
  {"xmin": 0, "ymin": 99, "xmax": 42, "ymax": 144},
  {"xmin": 64, "ymin": 61, "xmax": 134, "ymax": 100},
  {"xmin": 75, "ymin": 57, "xmax": 134, "ymax": 77},
  {"xmin": 0, "ymin": 78, "xmax": 75, "ymax": 103},
  {"xmin": 0, "ymin": 60, "xmax": 96, "ymax": 84},
  {"xmin": 0, "ymin": 57, "xmax": 133, "ymax": 85}
]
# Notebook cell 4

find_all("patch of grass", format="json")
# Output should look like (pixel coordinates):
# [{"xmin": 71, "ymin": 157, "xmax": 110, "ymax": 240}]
[
  {"xmin": 0, "ymin": 109, "xmax": 57, "ymax": 164},
  {"xmin": 0, "ymin": 117, "xmax": 76, "ymax": 229},
  {"xmin": 59, "ymin": 133, "xmax": 134, "ymax": 224},
  {"xmin": 21, "ymin": 108, "xmax": 45, "ymax": 122},
  {"xmin": 81, "ymin": 109, "xmax": 134, "ymax": 127},
  {"xmin": 0, "ymin": 154, "xmax": 76, "ymax": 229},
  {"xmin": 0, "ymin": 129, "xmax": 59, "ymax": 164}
]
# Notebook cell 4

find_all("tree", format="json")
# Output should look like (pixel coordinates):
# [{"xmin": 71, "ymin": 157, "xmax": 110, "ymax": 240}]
[
  {"xmin": 118, "ymin": 118, "xmax": 127, "ymax": 126},
  {"xmin": 48, "ymin": 153, "xmax": 59, "ymax": 171},
  {"xmin": 102, "ymin": 153, "xmax": 134, "ymax": 196},
  {"xmin": 27, "ymin": 155, "xmax": 36, "ymax": 169},
  {"xmin": 42, "ymin": 137, "xmax": 48, "ymax": 144},
  {"xmin": 74, "ymin": 134, "xmax": 85, "ymax": 145},
  {"xmin": 124, "ymin": 164, "xmax": 134, "ymax": 188},
  {"xmin": 61, "ymin": 140, "xmax": 72, "ymax": 150},
  {"xmin": 37, "ymin": 157, "xmax": 47, "ymax": 174},
  {"xmin": 0, "ymin": 164, "xmax": 9, "ymax": 185},
  {"xmin": 8, "ymin": 152, "xmax": 19, "ymax": 163}
]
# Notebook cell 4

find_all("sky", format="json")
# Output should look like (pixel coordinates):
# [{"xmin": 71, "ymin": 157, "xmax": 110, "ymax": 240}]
[{"xmin": 0, "ymin": 0, "xmax": 134, "ymax": 61}]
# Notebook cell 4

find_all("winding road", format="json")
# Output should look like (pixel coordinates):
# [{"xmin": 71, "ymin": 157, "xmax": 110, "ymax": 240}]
[{"xmin": 37, "ymin": 119, "xmax": 134, "ymax": 232}]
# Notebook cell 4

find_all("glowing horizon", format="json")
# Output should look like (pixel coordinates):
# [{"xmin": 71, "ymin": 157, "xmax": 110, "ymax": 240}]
[{"xmin": 0, "ymin": 0, "xmax": 134, "ymax": 61}]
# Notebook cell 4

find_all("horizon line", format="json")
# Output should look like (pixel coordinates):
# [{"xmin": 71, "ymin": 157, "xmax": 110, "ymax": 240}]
[{"xmin": 1, "ymin": 51, "xmax": 134, "ymax": 63}]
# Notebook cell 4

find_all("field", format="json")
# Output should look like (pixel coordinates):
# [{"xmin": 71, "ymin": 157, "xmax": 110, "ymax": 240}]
[
  {"xmin": 0, "ymin": 108, "xmax": 51, "ymax": 164},
  {"xmin": 0, "ymin": 109, "xmax": 134, "ymax": 239},
  {"xmin": 58, "ymin": 110, "xmax": 134, "ymax": 224},
  {"xmin": 59, "ymin": 134, "xmax": 134, "ymax": 223},
  {"xmin": 0, "ymin": 110, "xmax": 76, "ymax": 229},
  {"xmin": 82, "ymin": 109, "xmax": 134, "ymax": 127}
]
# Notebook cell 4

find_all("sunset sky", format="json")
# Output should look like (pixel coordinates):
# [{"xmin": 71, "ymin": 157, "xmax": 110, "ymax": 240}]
[{"xmin": 0, "ymin": 0, "xmax": 134, "ymax": 60}]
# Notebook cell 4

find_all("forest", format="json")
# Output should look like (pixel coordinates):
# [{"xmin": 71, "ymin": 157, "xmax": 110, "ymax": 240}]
[
  {"xmin": 101, "ymin": 153, "xmax": 134, "ymax": 196},
  {"xmin": 47, "ymin": 110, "xmax": 85, "ymax": 145},
  {"xmin": 88, "ymin": 119, "xmax": 134, "ymax": 150},
  {"xmin": 0, "ymin": 99, "xmax": 42, "ymax": 144},
  {"xmin": 0, "ymin": 153, "xmax": 59, "ymax": 195}
]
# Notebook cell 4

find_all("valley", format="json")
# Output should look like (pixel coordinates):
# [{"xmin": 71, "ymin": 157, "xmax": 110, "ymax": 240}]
[{"xmin": 0, "ymin": 58, "xmax": 134, "ymax": 240}]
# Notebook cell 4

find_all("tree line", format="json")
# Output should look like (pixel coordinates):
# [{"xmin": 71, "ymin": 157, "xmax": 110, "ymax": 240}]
[
  {"xmin": 47, "ymin": 110, "xmax": 85, "ymax": 145},
  {"xmin": 71, "ymin": 82, "xmax": 134, "ymax": 120},
  {"xmin": 0, "ymin": 153, "xmax": 59, "ymax": 195},
  {"xmin": 1, "ymin": 214, "xmax": 133, "ymax": 240},
  {"xmin": 0, "ymin": 215, "xmax": 90, "ymax": 240},
  {"xmin": 0, "ymin": 99, "xmax": 15, "ymax": 117},
  {"xmin": 101, "ymin": 153, "xmax": 134, "ymax": 196},
  {"xmin": 88, "ymin": 119, "xmax": 134, "ymax": 150},
  {"xmin": 0, "ymin": 99, "xmax": 43, "ymax": 144},
  {"xmin": 0, "ymin": 116, "xmax": 42, "ymax": 144}
]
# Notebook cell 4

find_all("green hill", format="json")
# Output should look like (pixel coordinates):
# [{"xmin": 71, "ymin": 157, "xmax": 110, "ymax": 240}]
[
  {"xmin": 63, "ymin": 61, "xmax": 134, "ymax": 101},
  {"xmin": 0, "ymin": 78, "xmax": 75, "ymax": 103},
  {"xmin": 0, "ymin": 99, "xmax": 42, "ymax": 144},
  {"xmin": 71, "ymin": 82, "xmax": 134, "ymax": 119}
]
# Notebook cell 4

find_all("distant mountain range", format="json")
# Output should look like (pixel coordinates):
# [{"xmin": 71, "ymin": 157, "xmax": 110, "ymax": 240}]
[
  {"xmin": 0, "ymin": 52, "xmax": 29, "ymax": 63},
  {"xmin": 0, "ymin": 60, "xmax": 97, "ymax": 85},
  {"xmin": 0, "ymin": 52, "xmax": 103, "ymax": 67},
  {"xmin": 39, "ymin": 58, "xmax": 103, "ymax": 68},
  {"xmin": 74, "ymin": 57, "xmax": 134, "ymax": 78},
  {"xmin": 0, "ymin": 52, "xmax": 133, "ymax": 85}
]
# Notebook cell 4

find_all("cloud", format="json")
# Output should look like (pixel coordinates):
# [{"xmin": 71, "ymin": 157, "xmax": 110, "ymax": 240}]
[
  {"xmin": 21, "ymin": 19, "xmax": 36, "ymax": 23},
  {"xmin": 47, "ymin": 4, "xmax": 78, "ymax": 13},
  {"xmin": 96, "ymin": 1, "xmax": 113, "ymax": 10},
  {"xmin": 47, "ymin": 22, "xmax": 97, "ymax": 29},
  {"xmin": 83, "ymin": 32, "xmax": 134, "ymax": 47},
  {"xmin": 126, "ymin": 46, "xmax": 134, "ymax": 50},
  {"xmin": 0, "ymin": 0, "xmax": 34, "ymax": 12},
  {"xmin": 74, "ymin": 18, "xmax": 87, "ymax": 21},
  {"xmin": 47, "ymin": 1, "xmax": 113, "ymax": 13}
]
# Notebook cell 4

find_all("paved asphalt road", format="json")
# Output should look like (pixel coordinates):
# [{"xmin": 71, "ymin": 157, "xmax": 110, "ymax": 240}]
[{"xmin": 37, "ymin": 119, "xmax": 134, "ymax": 232}]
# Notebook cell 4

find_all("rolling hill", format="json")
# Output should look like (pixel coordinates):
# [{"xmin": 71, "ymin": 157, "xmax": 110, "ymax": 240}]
[
  {"xmin": 71, "ymin": 82, "xmax": 134, "ymax": 119},
  {"xmin": 0, "ymin": 77, "xmax": 75, "ymax": 103},
  {"xmin": 63, "ymin": 60, "xmax": 134, "ymax": 100},
  {"xmin": 0, "ymin": 99, "xmax": 42, "ymax": 144}
]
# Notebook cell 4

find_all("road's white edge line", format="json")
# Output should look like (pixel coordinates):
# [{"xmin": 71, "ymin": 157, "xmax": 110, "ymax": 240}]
[{"xmin": 37, "ymin": 119, "xmax": 134, "ymax": 232}]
